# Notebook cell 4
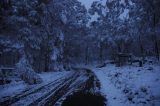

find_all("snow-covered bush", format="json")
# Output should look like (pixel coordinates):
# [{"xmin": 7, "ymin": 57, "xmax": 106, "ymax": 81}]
[{"xmin": 15, "ymin": 56, "xmax": 42, "ymax": 84}]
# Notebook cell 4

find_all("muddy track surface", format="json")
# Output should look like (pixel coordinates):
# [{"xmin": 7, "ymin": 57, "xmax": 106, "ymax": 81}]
[{"xmin": 0, "ymin": 68, "xmax": 105, "ymax": 106}]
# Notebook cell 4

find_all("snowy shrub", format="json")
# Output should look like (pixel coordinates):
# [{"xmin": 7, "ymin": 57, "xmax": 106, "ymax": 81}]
[{"xmin": 15, "ymin": 57, "xmax": 42, "ymax": 84}]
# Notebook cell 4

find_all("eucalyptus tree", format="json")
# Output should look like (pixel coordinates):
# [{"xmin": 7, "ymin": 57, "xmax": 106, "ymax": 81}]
[
  {"xmin": 88, "ymin": 0, "xmax": 132, "ymax": 62},
  {"xmin": 0, "ymin": 0, "xmax": 89, "ymax": 71}
]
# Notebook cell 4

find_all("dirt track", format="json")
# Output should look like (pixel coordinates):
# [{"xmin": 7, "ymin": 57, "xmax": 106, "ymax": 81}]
[{"xmin": 0, "ymin": 68, "xmax": 106, "ymax": 106}]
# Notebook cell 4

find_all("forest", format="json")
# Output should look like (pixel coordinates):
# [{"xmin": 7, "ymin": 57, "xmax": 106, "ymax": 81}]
[{"xmin": 0, "ymin": 0, "xmax": 160, "ymax": 106}]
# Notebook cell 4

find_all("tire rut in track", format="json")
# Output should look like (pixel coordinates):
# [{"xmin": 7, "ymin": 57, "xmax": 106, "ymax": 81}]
[
  {"xmin": 30, "ymin": 71, "xmax": 79, "ymax": 106},
  {"xmin": 37, "ymin": 72, "xmax": 80, "ymax": 106}
]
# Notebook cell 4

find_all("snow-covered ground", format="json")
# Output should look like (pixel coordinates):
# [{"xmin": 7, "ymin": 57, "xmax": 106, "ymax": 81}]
[
  {"xmin": 1, "ymin": 63, "xmax": 159, "ymax": 106},
  {"xmin": 38, "ymin": 71, "xmax": 70, "ymax": 84},
  {"xmin": 0, "ymin": 81, "xmax": 27, "ymax": 99},
  {"xmin": 0, "ymin": 71, "xmax": 71, "ymax": 104},
  {"xmin": 0, "ymin": 69, "xmax": 102, "ymax": 106},
  {"xmin": 92, "ymin": 63, "xmax": 160, "ymax": 106}
]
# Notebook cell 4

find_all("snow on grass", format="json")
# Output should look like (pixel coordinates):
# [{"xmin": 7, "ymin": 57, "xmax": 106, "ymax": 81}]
[
  {"xmin": 93, "ymin": 68, "xmax": 132, "ymax": 106},
  {"xmin": 92, "ymin": 64, "xmax": 160, "ymax": 106},
  {"xmin": 0, "ymin": 81, "xmax": 27, "ymax": 99}
]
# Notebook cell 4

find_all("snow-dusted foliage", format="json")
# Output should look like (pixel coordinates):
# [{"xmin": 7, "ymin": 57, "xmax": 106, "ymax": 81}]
[
  {"xmin": 0, "ymin": 0, "xmax": 90, "ymax": 71},
  {"xmin": 0, "ymin": 0, "xmax": 160, "ymax": 69},
  {"xmin": 15, "ymin": 56, "xmax": 42, "ymax": 84},
  {"xmin": 86, "ymin": 0, "xmax": 160, "ymax": 62}
]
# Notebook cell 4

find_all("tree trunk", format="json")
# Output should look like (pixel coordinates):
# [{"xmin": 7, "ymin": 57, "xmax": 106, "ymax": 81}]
[
  {"xmin": 153, "ymin": 13, "xmax": 159, "ymax": 61},
  {"xmin": 44, "ymin": 35, "xmax": 50, "ymax": 72},
  {"xmin": 44, "ymin": 51, "xmax": 49, "ymax": 72},
  {"xmin": 139, "ymin": 34, "xmax": 145, "ymax": 63},
  {"xmin": 85, "ymin": 45, "xmax": 89, "ymax": 65},
  {"xmin": 99, "ymin": 43, "xmax": 103, "ymax": 64}
]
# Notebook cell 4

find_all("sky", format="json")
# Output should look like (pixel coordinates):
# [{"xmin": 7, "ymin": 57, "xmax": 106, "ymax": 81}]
[{"xmin": 78, "ymin": 0, "xmax": 100, "ymax": 10}]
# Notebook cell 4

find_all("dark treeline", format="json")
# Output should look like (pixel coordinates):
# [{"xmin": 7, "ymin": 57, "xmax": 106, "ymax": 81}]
[{"xmin": 0, "ymin": 0, "xmax": 160, "ymax": 72}]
